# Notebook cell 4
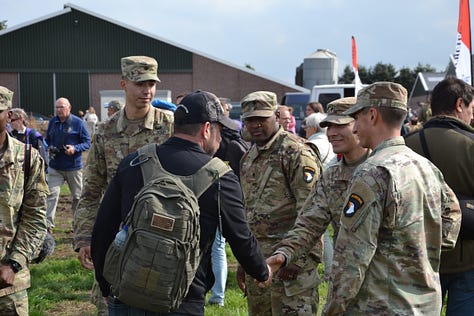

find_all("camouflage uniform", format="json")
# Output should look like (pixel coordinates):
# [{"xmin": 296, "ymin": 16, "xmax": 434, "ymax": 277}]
[
  {"xmin": 240, "ymin": 91, "xmax": 322, "ymax": 316},
  {"xmin": 274, "ymin": 150, "xmax": 371, "ymax": 265},
  {"xmin": 72, "ymin": 56, "xmax": 173, "ymax": 315},
  {"xmin": 0, "ymin": 86, "xmax": 48, "ymax": 315},
  {"xmin": 324, "ymin": 83, "xmax": 462, "ymax": 315}
]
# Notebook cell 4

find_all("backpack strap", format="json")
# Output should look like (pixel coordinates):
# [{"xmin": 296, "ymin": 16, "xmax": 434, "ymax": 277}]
[
  {"xmin": 190, "ymin": 157, "xmax": 230, "ymax": 238},
  {"xmin": 24, "ymin": 143, "xmax": 32, "ymax": 191},
  {"xmin": 136, "ymin": 143, "xmax": 162, "ymax": 184},
  {"xmin": 418, "ymin": 129, "xmax": 432, "ymax": 161},
  {"xmin": 191, "ymin": 158, "xmax": 230, "ymax": 198}
]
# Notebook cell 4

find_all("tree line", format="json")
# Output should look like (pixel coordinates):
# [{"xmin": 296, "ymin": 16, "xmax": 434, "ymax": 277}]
[{"xmin": 339, "ymin": 63, "xmax": 441, "ymax": 92}]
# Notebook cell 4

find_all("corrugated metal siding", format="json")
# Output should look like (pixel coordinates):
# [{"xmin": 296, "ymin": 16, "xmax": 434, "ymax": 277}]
[
  {"xmin": 20, "ymin": 73, "xmax": 54, "ymax": 116},
  {"xmin": 18, "ymin": 72, "xmax": 89, "ymax": 116},
  {"xmin": 56, "ymin": 73, "xmax": 90, "ymax": 109},
  {"xmin": 0, "ymin": 9, "xmax": 192, "ymax": 72}
]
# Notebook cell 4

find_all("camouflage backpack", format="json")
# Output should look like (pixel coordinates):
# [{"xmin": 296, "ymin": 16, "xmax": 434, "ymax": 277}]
[{"xmin": 103, "ymin": 143, "xmax": 230, "ymax": 312}]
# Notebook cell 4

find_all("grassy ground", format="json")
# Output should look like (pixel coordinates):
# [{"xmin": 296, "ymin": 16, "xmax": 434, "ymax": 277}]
[{"xmin": 27, "ymin": 187, "xmax": 329, "ymax": 315}]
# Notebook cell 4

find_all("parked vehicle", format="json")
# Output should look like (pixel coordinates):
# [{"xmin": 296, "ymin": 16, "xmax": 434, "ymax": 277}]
[
  {"xmin": 310, "ymin": 84, "xmax": 365, "ymax": 110},
  {"xmin": 281, "ymin": 92, "xmax": 310, "ymax": 133}
]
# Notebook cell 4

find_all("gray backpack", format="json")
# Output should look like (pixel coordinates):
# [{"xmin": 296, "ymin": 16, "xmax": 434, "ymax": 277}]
[{"xmin": 103, "ymin": 143, "xmax": 230, "ymax": 312}]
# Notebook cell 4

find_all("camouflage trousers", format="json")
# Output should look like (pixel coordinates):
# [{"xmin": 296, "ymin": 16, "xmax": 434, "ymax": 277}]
[
  {"xmin": 245, "ymin": 265, "xmax": 320, "ymax": 316},
  {"xmin": 0, "ymin": 290, "xmax": 28, "ymax": 316},
  {"xmin": 91, "ymin": 276, "xmax": 108, "ymax": 315}
]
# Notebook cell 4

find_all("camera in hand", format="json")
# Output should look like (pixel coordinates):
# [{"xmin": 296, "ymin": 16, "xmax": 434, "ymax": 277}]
[{"xmin": 49, "ymin": 146, "xmax": 63, "ymax": 160}]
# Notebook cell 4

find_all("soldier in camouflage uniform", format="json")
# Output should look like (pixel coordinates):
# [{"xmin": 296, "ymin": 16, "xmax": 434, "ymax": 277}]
[
  {"xmin": 238, "ymin": 91, "xmax": 322, "ymax": 315},
  {"xmin": 73, "ymin": 56, "xmax": 174, "ymax": 314},
  {"xmin": 0, "ymin": 86, "xmax": 48, "ymax": 315},
  {"xmin": 267, "ymin": 97, "xmax": 371, "ymax": 277},
  {"xmin": 324, "ymin": 82, "xmax": 462, "ymax": 315}
]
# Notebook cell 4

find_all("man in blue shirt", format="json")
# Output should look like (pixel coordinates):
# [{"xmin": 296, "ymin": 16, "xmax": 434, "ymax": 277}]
[{"xmin": 45, "ymin": 97, "xmax": 91, "ymax": 231}]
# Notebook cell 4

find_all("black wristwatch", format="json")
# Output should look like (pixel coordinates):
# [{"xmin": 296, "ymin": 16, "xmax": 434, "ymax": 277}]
[{"xmin": 8, "ymin": 260, "xmax": 22, "ymax": 273}]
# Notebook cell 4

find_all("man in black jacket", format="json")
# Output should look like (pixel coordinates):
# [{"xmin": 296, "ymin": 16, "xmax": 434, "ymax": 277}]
[
  {"xmin": 405, "ymin": 77, "xmax": 474, "ymax": 315},
  {"xmin": 91, "ymin": 90, "xmax": 271, "ymax": 316}
]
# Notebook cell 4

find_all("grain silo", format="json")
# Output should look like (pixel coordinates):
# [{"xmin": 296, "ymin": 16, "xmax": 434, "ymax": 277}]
[{"xmin": 302, "ymin": 49, "xmax": 338, "ymax": 89}]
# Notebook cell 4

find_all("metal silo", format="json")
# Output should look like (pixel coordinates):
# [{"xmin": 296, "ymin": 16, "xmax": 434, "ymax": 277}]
[{"xmin": 303, "ymin": 49, "xmax": 338, "ymax": 89}]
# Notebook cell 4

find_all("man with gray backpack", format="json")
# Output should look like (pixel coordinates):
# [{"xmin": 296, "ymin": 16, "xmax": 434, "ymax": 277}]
[{"xmin": 91, "ymin": 90, "xmax": 272, "ymax": 315}]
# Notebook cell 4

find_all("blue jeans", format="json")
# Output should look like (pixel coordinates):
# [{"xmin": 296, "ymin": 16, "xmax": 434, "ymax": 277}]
[
  {"xmin": 208, "ymin": 229, "xmax": 227, "ymax": 304},
  {"xmin": 441, "ymin": 268, "xmax": 474, "ymax": 315},
  {"xmin": 108, "ymin": 298, "xmax": 184, "ymax": 316}
]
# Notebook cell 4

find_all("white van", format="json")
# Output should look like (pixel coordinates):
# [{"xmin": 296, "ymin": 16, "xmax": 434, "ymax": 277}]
[{"xmin": 310, "ymin": 84, "xmax": 363, "ymax": 110}]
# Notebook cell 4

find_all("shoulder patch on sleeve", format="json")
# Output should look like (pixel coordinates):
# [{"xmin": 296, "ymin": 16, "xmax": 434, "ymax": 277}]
[
  {"xmin": 341, "ymin": 179, "xmax": 377, "ymax": 231},
  {"xmin": 344, "ymin": 193, "xmax": 364, "ymax": 217},
  {"xmin": 303, "ymin": 166, "xmax": 316, "ymax": 183}
]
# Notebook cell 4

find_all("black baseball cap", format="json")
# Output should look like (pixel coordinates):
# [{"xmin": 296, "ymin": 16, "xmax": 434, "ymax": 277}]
[{"xmin": 174, "ymin": 90, "xmax": 239, "ymax": 130}]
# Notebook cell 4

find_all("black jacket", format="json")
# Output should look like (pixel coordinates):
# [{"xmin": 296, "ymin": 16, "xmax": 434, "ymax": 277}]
[
  {"xmin": 405, "ymin": 116, "xmax": 474, "ymax": 274},
  {"xmin": 91, "ymin": 137, "xmax": 268, "ymax": 315},
  {"xmin": 214, "ymin": 127, "xmax": 250, "ymax": 176}
]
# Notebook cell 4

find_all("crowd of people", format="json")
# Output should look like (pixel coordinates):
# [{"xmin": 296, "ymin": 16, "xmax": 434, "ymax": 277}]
[{"xmin": 0, "ymin": 54, "xmax": 472, "ymax": 316}]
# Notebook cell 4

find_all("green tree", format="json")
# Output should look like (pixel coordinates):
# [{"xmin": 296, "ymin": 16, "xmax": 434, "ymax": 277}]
[
  {"xmin": 338, "ymin": 62, "xmax": 438, "ymax": 92},
  {"xmin": 0, "ymin": 20, "xmax": 7, "ymax": 30},
  {"xmin": 368, "ymin": 62, "xmax": 397, "ymax": 82},
  {"xmin": 394, "ymin": 67, "xmax": 415, "ymax": 91},
  {"xmin": 339, "ymin": 65, "xmax": 354, "ymax": 84},
  {"xmin": 338, "ymin": 65, "xmax": 369, "ymax": 84}
]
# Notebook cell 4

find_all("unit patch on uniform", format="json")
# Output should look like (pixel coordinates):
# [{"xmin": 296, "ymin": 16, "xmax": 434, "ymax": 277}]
[
  {"xmin": 303, "ymin": 166, "xmax": 316, "ymax": 183},
  {"xmin": 344, "ymin": 193, "xmax": 364, "ymax": 217}
]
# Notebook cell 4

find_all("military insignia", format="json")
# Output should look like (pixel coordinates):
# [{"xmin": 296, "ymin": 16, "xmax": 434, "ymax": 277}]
[
  {"xmin": 344, "ymin": 193, "xmax": 364, "ymax": 217},
  {"xmin": 303, "ymin": 166, "xmax": 315, "ymax": 183}
]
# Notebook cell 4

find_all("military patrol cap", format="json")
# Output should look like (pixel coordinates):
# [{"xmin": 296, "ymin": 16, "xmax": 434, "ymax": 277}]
[
  {"xmin": 343, "ymin": 82, "xmax": 407, "ymax": 116},
  {"xmin": 121, "ymin": 56, "xmax": 160, "ymax": 82},
  {"xmin": 320, "ymin": 97, "xmax": 356, "ymax": 128},
  {"xmin": 105, "ymin": 100, "xmax": 123, "ymax": 111},
  {"xmin": 175, "ymin": 90, "xmax": 239, "ymax": 130},
  {"xmin": 0, "ymin": 86, "xmax": 13, "ymax": 110},
  {"xmin": 241, "ymin": 91, "xmax": 278, "ymax": 119}
]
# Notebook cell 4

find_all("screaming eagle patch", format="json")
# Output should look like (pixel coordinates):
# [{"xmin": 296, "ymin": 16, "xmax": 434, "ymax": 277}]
[
  {"xmin": 303, "ymin": 166, "xmax": 316, "ymax": 183},
  {"xmin": 344, "ymin": 193, "xmax": 364, "ymax": 217}
]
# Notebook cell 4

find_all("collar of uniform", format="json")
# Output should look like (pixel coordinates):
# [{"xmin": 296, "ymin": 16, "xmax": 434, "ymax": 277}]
[
  {"xmin": 116, "ymin": 106, "xmax": 156, "ymax": 133},
  {"xmin": 339, "ymin": 149, "xmax": 372, "ymax": 178},
  {"xmin": 371, "ymin": 136, "xmax": 405, "ymax": 156},
  {"xmin": 256, "ymin": 126, "xmax": 284, "ymax": 151}
]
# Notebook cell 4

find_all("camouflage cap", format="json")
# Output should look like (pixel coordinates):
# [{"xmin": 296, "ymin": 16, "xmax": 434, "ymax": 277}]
[
  {"xmin": 105, "ymin": 100, "xmax": 123, "ymax": 111},
  {"xmin": 343, "ymin": 82, "xmax": 408, "ymax": 116},
  {"xmin": 175, "ymin": 90, "xmax": 239, "ymax": 130},
  {"xmin": 320, "ymin": 97, "xmax": 356, "ymax": 128},
  {"xmin": 121, "ymin": 56, "xmax": 160, "ymax": 82},
  {"xmin": 0, "ymin": 86, "xmax": 13, "ymax": 110},
  {"xmin": 241, "ymin": 91, "xmax": 278, "ymax": 119}
]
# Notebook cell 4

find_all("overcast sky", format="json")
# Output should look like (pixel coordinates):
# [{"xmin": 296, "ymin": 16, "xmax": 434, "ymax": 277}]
[{"xmin": 2, "ymin": 0, "xmax": 471, "ymax": 84}]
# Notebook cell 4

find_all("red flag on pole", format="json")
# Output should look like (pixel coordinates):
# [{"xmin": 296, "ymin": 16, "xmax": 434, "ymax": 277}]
[
  {"xmin": 351, "ymin": 36, "xmax": 363, "ymax": 96},
  {"xmin": 454, "ymin": 0, "xmax": 472, "ymax": 85}
]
